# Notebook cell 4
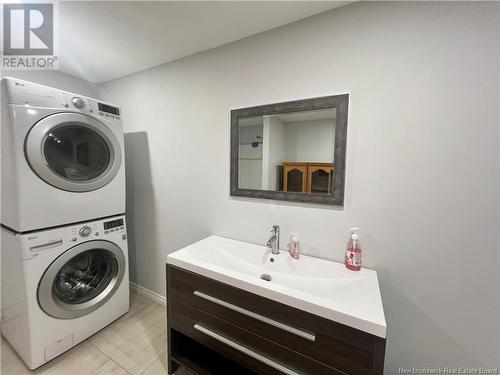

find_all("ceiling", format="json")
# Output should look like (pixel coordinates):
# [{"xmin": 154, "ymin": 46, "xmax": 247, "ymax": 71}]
[
  {"xmin": 58, "ymin": 1, "xmax": 350, "ymax": 83},
  {"xmin": 239, "ymin": 117, "xmax": 264, "ymax": 127},
  {"xmin": 238, "ymin": 108, "xmax": 336, "ymax": 128},
  {"xmin": 276, "ymin": 108, "xmax": 337, "ymax": 123}
]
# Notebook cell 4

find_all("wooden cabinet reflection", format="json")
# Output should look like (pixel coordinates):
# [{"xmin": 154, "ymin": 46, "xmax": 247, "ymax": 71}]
[{"xmin": 280, "ymin": 162, "xmax": 334, "ymax": 194}]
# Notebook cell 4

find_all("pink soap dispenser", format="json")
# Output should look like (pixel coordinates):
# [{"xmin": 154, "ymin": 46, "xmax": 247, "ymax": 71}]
[
  {"xmin": 289, "ymin": 233, "xmax": 300, "ymax": 259},
  {"xmin": 345, "ymin": 228, "xmax": 362, "ymax": 271}
]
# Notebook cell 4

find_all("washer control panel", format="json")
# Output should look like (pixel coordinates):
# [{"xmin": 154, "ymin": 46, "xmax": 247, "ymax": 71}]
[
  {"xmin": 71, "ymin": 97, "xmax": 85, "ymax": 109},
  {"xmin": 69, "ymin": 218, "xmax": 125, "ymax": 243},
  {"xmin": 79, "ymin": 225, "xmax": 92, "ymax": 237},
  {"xmin": 19, "ymin": 215, "xmax": 127, "ymax": 260},
  {"xmin": 70, "ymin": 222, "xmax": 100, "ymax": 242},
  {"xmin": 103, "ymin": 218, "xmax": 125, "ymax": 235}
]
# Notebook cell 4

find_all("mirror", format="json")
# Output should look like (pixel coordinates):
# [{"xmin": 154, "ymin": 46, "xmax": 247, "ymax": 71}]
[{"xmin": 230, "ymin": 94, "xmax": 348, "ymax": 206}]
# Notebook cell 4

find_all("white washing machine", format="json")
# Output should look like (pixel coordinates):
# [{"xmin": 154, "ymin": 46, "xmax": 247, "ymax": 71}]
[
  {"xmin": 1, "ymin": 215, "xmax": 129, "ymax": 369},
  {"xmin": 1, "ymin": 77, "xmax": 126, "ymax": 232}
]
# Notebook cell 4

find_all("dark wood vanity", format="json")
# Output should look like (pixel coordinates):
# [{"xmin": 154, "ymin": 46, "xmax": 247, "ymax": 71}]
[{"xmin": 166, "ymin": 265, "xmax": 386, "ymax": 375}]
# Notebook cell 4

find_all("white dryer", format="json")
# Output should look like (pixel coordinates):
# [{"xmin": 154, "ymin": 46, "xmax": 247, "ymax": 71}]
[
  {"xmin": 1, "ymin": 77, "xmax": 125, "ymax": 232},
  {"xmin": 1, "ymin": 215, "xmax": 129, "ymax": 369}
]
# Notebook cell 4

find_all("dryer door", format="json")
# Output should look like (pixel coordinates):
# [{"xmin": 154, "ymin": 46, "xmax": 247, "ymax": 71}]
[
  {"xmin": 38, "ymin": 240, "xmax": 126, "ymax": 319},
  {"xmin": 25, "ymin": 112, "xmax": 122, "ymax": 192}
]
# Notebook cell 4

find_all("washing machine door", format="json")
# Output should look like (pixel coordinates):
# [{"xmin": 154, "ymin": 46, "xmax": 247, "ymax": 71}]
[
  {"xmin": 25, "ymin": 112, "xmax": 122, "ymax": 192},
  {"xmin": 38, "ymin": 240, "xmax": 126, "ymax": 319}
]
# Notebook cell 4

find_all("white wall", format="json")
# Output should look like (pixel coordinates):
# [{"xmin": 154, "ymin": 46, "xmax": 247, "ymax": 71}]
[
  {"xmin": 100, "ymin": 2, "xmax": 500, "ymax": 371},
  {"xmin": 238, "ymin": 124, "xmax": 263, "ymax": 189},
  {"xmin": 262, "ymin": 116, "xmax": 286, "ymax": 190},
  {"xmin": 238, "ymin": 145, "xmax": 263, "ymax": 190},
  {"xmin": 0, "ymin": 70, "xmax": 101, "ymax": 98},
  {"xmin": 284, "ymin": 119, "xmax": 335, "ymax": 162}
]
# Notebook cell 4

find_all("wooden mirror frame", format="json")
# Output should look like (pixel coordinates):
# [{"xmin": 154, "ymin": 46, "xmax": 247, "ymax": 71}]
[{"xmin": 230, "ymin": 94, "xmax": 349, "ymax": 206}]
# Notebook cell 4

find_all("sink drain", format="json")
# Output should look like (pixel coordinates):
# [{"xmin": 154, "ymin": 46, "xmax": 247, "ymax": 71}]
[{"xmin": 260, "ymin": 274, "xmax": 272, "ymax": 282}]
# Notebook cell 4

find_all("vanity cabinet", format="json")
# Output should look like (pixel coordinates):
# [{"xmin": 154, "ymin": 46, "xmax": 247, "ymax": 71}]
[
  {"xmin": 166, "ymin": 265, "xmax": 386, "ymax": 375},
  {"xmin": 283, "ymin": 162, "xmax": 333, "ymax": 194}
]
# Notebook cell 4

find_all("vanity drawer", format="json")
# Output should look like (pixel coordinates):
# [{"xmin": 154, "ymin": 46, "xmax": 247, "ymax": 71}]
[
  {"xmin": 170, "ymin": 299, "xmax": 345, "ymax": 375},
  {"xmin": 167, "ymin": 265, "xmax": 385, "ymax": 375}
]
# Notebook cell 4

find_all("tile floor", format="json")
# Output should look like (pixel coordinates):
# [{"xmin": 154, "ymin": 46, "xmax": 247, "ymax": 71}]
[{"xmin": 0, "ymin": 290, "xmax": 187, "ymax": 375}]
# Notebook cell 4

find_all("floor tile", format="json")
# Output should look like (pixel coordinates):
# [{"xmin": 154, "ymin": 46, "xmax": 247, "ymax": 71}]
[
  {"xmin": 37, "ymin": 341, "xmax": 109, "ymax": 375},
  {"xmin": 112, "ymin": 319, "xmax": 166, "ymax": 375},
  {"xmin": 89, "ymin": 301, "xmax": 165, "ymax": 357},
  {"xmin": 1, "ymin": 337, "xmax": 42, "ymax": 375},
  {"xmin": 1, "ymin": 354, "xmax": 33, "ymax": 375},
  {"xmin": 89, "ymin": 360, "xmax": 130, "ymax": 375},
  {"xmin": 1, "ymin": 359, "xmax": 33, "ymax": 375},
  {"xmin": 129, "ymin": 291, "xmax": 156, "ymax": 314},
  {"xmin": 1, "ymin": 339, "xmax": 112, "ymax": 375},
  {"xmin": 1, "ymin": 291, "xmax": 166, "ymax": 375},
  {"xmin": 141, "ymin": 353, "xmax": 166, "ymax": 375},
  {"xmin": 1, "ymin": 336, "xmax": 20, "ymax": 366},
  {"xmin": 142, "ymin": 352, "xmax": 192, "ymax": 375}
]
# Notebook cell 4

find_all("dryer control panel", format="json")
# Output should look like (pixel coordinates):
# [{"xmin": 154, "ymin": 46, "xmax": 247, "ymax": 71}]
[
  {"xmin": 98, "ymin": 102, "xmax": 120, "ymax": 116},
  {"xmin": 2, "ymin": 77, "xmax": 121, "ymax": 121}
]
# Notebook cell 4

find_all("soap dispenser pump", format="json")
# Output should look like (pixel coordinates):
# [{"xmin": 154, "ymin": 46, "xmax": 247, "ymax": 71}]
[{"xmin": 345, "ymin": 227, "xmax": 362, "ymax": 271}]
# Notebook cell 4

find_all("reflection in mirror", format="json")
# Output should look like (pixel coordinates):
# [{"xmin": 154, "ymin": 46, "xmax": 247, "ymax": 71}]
[
  {"xmin": 231, "ymin": 94, "xmax": 348, "ymax": 206},
  {"xmin": 238, "ymin": 108, "xmax": 336, "ymax": 195}
]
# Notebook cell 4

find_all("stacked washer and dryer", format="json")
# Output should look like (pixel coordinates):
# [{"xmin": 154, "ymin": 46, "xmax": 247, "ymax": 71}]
[{"xmin": 1, "ymin": 78, "xmax": 130, "ymax": 369}]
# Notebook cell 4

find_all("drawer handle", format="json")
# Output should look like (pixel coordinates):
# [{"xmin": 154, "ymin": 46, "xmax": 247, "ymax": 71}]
[
  {"xmin": 194, "ymin": 324, "xmax": 301, "ymax": 375},
  {"xmin": 193, "ymin": 290, "xmax": 316, "ymax": 342},
  {"xmin": 29, "ymin": 239, "xmax": 63, "ymax": 252}
]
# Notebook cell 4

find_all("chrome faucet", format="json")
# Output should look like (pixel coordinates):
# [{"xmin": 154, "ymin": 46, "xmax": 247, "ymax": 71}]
[{"xmin": 266, "ymin": 225, "xmax": 280, "ymax": 254}]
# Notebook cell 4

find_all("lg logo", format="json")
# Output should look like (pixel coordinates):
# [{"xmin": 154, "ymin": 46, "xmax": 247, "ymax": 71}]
[{"xmin": 3, "ymin": 3, "xmax": 53, "ymax": 55}]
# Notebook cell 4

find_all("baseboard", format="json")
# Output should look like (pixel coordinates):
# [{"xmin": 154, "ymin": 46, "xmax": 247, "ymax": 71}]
[{"xmin": 129, "ymin": 282, "xmax": 166, "ymax": 306}]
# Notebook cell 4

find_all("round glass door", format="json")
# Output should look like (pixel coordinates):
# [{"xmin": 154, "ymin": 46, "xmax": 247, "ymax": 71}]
[
  {"xmin": 38, "ymin": 241, "xmax": 125, "ymax": 319},
  {"xmin": 44, "ymin": 126, "xmax": 110, "ymax": 182},
  {"xmin": 53, "ymin": 249, "xmax": 116, "ymax": 305},
  {"xmin": 25, "ymin": 113, "xmax": 122, "ymax": 192}
]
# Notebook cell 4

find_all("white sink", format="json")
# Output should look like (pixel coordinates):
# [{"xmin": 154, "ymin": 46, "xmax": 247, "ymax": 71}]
[{"xmin": 167, "ymin": 235, "xmax": 387, "ymax": 338}]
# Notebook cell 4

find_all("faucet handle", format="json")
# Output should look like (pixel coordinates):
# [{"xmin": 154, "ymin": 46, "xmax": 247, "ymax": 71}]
[{"xmin": 271, "ymin": 225, "xmax": 279, "ymax": 233}]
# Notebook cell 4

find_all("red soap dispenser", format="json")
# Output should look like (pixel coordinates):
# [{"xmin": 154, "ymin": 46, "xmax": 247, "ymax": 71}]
[{"xmin": 345, "ymin": 228, "xmax": 362, "ymax": 271}]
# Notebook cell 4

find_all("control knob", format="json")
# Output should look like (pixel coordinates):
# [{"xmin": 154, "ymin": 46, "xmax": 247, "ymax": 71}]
[
  {"xmin": 79, "ymin": 226, "xmax": 92, "ymax": 237},
  {"xmin": 71, "ymin": 97, "xmax": 85, "ymax": 109}
]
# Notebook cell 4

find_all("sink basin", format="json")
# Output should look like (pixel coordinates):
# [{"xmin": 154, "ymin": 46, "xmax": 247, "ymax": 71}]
[{"xmin": 167, "ymin": 235, "xmax": 386, "ymax": 338}]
